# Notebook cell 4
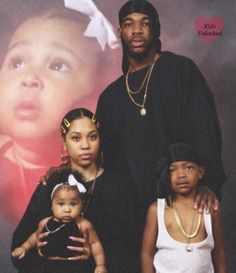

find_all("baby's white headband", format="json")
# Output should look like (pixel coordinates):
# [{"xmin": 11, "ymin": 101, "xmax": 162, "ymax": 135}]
[
  {"xmin": 64, "ymin": 0, "xmax": 119, "ymax": 50},
  {"xmin": 51, "ymin": 174, "xmax": 87, "ymax": 200}
]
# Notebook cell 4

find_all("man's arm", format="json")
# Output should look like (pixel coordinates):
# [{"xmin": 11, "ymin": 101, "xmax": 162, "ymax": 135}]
[{"xmin": 180, "ymin": 58, "xmax": 226, "ymax": 212}]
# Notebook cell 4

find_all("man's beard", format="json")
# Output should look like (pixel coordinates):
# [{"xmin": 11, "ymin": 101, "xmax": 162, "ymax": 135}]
[{"xmin": 121, "ymin": 37, "xmax": 155, "ymax": 61}]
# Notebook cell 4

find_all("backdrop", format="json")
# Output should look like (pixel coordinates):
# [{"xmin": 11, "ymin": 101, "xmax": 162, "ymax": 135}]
[{"xmin": 0, "ymin": 1, "xmax": 235, "ymax": 272}]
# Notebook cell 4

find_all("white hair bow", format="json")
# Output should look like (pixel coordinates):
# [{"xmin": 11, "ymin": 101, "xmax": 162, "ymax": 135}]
[
  {"xmin": 50, "ymin": 174, "xmax": 87, "ymax": 199},
  {"xmin": 64, "ymin": 0, "xmax": 119, "ymax": 50}
]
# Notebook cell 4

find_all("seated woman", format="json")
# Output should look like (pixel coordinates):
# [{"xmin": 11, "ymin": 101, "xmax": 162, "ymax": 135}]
[{"xmin": 12, "ymin": 108, "xmax": 138, "ymax": 273}]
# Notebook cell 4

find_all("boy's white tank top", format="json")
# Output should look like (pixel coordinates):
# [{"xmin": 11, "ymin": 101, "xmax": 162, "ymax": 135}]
[{"xmin": 154, "ymin": 198, "xmax": 214, "ymax": 273}]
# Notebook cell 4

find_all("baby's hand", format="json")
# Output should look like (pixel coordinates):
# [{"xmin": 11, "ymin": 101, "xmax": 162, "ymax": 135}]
[
  {"xmin": 94, "ymin": 265, "xmax": 108, "ymax": 273},
  {"xmin": 12, "ymin": 247, "xmax": 26, "ymax": 259}
]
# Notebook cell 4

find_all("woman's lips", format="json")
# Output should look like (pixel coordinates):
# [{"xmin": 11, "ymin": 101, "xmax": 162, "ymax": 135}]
[{"xmin": 80, "ymin": 154, "xmax": 92, "ymax": 160}]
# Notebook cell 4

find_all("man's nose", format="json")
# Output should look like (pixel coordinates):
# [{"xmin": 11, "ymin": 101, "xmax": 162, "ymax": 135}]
[{"xmin": 132, "ymin": 22, "xmax": 143, "ymax": 34}]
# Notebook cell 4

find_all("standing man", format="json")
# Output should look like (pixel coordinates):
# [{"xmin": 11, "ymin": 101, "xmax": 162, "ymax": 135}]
[{"xmin": 96, "ymin": 0, "xmax": 225, "ymax": 215}]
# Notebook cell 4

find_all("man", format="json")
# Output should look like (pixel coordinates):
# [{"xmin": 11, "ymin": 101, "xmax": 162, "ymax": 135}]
[{"xmin": 96, "ymin": 0, "xmax": 225, "ymax": 215}]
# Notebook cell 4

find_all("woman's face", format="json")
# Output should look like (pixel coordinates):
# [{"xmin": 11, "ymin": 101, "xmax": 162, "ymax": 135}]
[
  {"xmin": 64, "ymin": 117, "xmax": 100, "ymax": 171},
  {"xmin": 0, "ymin": 16, "xmax": 98, "ymax": 142}
]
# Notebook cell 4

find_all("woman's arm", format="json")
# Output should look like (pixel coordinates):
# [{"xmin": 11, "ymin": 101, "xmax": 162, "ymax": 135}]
[
  {"xmin": 211, "ymin": 208, "xmax": 227, "ymax": 273},
  {"xmin": 141, "ymin": 202, "xmax": 158, "ymax": 273}
]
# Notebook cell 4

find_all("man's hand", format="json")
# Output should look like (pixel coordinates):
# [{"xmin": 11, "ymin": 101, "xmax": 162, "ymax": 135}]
[{"xmin": 194, "ymin": 186, "xmax": 219, "ymax": 213}]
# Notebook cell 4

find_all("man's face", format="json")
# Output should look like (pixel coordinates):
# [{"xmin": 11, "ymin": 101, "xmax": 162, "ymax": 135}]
[{"xmin": 118, "ymin": 12, "xmax": 155, "ymax": 58}]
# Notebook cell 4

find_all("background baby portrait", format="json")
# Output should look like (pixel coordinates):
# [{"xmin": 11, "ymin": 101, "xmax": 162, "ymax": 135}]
[{"xmin": 0, "ymin": 0, "xmax": 235, "ymax": 272}]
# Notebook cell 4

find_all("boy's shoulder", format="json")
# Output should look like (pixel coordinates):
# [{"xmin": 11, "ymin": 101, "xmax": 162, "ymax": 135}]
[{"xmin": 148, "ymin": 201, "xmax": 158, "ymax": 213}]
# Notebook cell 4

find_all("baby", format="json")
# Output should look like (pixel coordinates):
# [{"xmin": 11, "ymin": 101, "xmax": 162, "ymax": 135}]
[{"xmin": 12, "ymin": 177, "xmax": 108, "ymax": 273}]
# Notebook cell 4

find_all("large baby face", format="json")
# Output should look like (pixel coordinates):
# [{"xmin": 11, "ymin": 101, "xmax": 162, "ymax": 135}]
[{"xmin": 0, "ymin": 15, "xmax": 98, "ymax": 141}]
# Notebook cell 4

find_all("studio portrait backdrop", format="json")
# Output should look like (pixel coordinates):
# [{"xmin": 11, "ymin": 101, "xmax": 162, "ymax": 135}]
[{"xmin": 0, "ymin": 0, "xmax": 235, "ymax": 272}]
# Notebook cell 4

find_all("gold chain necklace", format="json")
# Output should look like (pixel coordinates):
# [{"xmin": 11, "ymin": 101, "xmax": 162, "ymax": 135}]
[
  {"xmin": 169, "ymin": 197, "xmax": 202, "ymax": 252},
  {"xmin": 125, "ymin": 54, "xmax": 159, "ymax": 116},
  {"xmin": 45, "ymin": 221, "xmax": 66, "ymax": 234},
  {"xmin": 81, "ymin": 169, "xmax": 98, "ymax": 217},
  {"xmin": 126, "ymin": 61, "xmax": 154, "ymax": 94}
]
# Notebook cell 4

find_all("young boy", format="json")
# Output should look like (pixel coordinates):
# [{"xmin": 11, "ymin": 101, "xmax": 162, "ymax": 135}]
[{"xmin": 141, "ymin": 143, "xmax": 227, "ymax": 273}]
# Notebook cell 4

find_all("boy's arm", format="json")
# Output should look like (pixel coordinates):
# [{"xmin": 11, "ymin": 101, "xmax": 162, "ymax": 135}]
[
  {"xmin": 211, "ymin": 208, "xmax": 227, "ymax": 273},
  {"xmin": 81, "ymin": 220, "xmax": 107, "ymax": 273},
  {"xmin": 141, "ymin": 202, "xmax": 158, "ymax": 273}
]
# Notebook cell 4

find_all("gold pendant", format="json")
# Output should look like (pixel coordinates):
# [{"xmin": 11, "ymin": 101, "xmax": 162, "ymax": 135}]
[
  {"xmin": 186, "ymin": 244, "xmax": 192, "ymax": 252},
  {"xmin": 140, "ymin": 107, "xmax": 146, "ymax": 116}
]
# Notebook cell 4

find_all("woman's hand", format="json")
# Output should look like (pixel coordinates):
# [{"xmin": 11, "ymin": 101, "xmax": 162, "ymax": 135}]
[
  {"xmin": 39, "ymin": 167, "xmax": 59, "ymax": 186},
  {"xmin": 67, "ymin": 227, "xmax": 91, "ymax": 261},
  {"xmin": 37, "ymin": 230, "xmax": 49, "ymax": 257},
  {"xmin": 194, "ymin": 186, "xmax": 219, "ymax": 213},
  {"xmin": 39, "ymin": 164, "xmax": 69, "ymax": 186}
]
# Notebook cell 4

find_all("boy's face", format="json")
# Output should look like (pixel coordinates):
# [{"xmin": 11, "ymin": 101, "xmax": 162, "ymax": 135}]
[
  {"xmin": 0, "ymin": 16, "xmax": 97, "ymax": 141},
  {"xmin": 51, "ymin": 188, "xmax": 82, "ymax": 223},
  {"xmin": 169, "ymin": 161, "xmax": 204, "ymax": 196}
]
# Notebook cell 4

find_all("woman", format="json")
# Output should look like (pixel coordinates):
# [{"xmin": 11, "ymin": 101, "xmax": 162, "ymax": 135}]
[{"xmin": 12, "ymin": 108, "xmax": 138, "ymax": 273}]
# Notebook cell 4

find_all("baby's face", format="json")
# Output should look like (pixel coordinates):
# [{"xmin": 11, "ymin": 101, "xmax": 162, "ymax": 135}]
[
  {"xmin": 51, "ymin": 188, "xmax": 82, "ymax": 223},
  {"xmin": 0, "ymin": 16, "xmax": 98, "ymax": 141}
]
